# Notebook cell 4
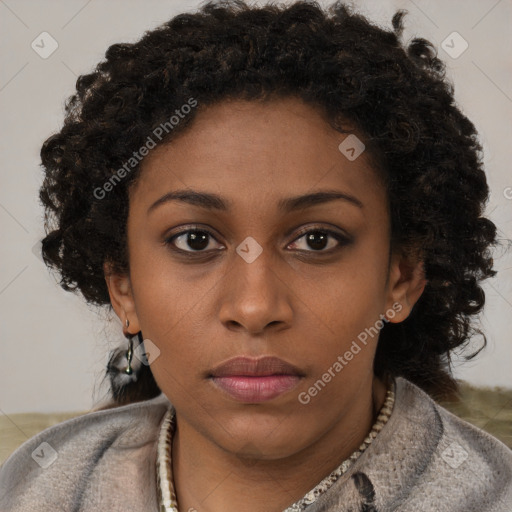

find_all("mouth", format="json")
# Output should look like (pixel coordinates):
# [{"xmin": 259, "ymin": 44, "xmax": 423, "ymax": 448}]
[{"xmin": 207, "ymin": 355, "xmax": 305, "ymax": 403}]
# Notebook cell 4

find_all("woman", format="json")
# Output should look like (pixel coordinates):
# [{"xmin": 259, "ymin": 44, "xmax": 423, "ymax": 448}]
[{"xmin": 1, "ymin": 1, "xmax": 511, "ymax": 510}]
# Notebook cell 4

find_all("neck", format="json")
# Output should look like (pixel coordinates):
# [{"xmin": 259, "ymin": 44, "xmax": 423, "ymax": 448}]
[{"xmin": 172, "ymin": 376, "xmax": 388, "ymax": 512}]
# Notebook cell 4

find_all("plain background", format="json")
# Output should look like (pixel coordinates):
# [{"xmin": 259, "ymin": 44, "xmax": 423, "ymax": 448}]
[{"xmin": 0, "ymin": 0, "xmax": 511, "ymax": 414}]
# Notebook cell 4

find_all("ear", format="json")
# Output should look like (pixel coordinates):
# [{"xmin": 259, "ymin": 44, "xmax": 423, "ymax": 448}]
[
  {"xmin": 384, "ymin": 251, "xmax": 427, "ymax": 323},
  {"xmin": 103, "ymin": 261, "xmax": 141, "ymax": 335}
]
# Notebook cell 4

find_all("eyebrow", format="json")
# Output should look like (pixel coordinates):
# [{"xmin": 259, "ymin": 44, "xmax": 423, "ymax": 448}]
[{"xmin": 147, "ymin": 189, "xmax": 363, "ymax": 215}]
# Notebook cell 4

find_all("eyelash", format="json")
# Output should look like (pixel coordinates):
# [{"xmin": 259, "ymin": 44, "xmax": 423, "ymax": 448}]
[{"xmin": 164, "ymin": 225, "xmax": 352, "ymax": 256}]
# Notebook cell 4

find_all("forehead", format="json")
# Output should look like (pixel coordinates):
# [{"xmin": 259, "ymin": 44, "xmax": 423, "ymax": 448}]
[{"xmin": 132, "ymin": 97, "xmax": 386, "ymax": 215}]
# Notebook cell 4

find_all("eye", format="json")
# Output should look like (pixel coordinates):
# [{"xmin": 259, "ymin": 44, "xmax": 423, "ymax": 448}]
[
  {"xmin": 166, "ymin": 228, "xmax": 224, "ymax": 253},
  {"xmin": 288, "ymin": 228, "xmax": 351, "ymax": 252},
  {"xmin": 164, "ymin": 225, "xmax": 351, "ymax": 255}
]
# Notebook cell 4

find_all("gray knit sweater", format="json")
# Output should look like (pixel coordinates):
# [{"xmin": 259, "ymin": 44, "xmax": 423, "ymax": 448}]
[{"xmin": 1, "ymin": 377, "xmax": 511, "ymax": 511}]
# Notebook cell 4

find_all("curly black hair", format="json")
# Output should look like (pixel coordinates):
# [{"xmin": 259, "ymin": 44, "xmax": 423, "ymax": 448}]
[{"xmin": 39, "ymin": 0, "xmax": 498, "ymax": 405}]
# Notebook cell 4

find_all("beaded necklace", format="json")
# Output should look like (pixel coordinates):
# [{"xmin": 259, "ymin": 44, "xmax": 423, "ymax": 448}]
[{"xmin": 156, "ymin": 382, "xmax": 395, "ymax": 512}]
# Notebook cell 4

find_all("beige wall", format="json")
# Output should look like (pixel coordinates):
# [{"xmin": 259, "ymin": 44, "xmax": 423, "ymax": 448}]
[{"xmin": 0, "ymin": 0, "xmax": 511, "ymax": 413}]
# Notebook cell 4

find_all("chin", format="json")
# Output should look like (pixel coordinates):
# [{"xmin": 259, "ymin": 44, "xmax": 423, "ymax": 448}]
[{"xmin": 212, "ymin": 419, "xmax": 309, "ymax": 461}]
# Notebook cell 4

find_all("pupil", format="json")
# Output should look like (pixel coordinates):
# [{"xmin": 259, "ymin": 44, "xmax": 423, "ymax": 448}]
[
  {"xmin": 188, "ymin": 231, "xmax": 209, "ymax": 250},
  {"xmin": 307, "ymin": 232, "xmax": 327, "ymax": 250}
]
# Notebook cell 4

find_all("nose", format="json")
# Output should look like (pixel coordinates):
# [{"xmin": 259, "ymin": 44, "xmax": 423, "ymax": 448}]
[{"xmin": 218, "ymin": 250, "xmax": 294, "ymax": 335}]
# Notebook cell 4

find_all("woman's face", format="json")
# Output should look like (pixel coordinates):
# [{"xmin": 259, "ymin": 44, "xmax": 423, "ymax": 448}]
[{"xmin": 107, "ymin": 97, "xmax": 424, "ymax": 459}]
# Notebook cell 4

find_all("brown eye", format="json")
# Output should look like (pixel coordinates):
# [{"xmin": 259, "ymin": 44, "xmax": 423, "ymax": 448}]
[
  {"xmin": 166, "ymin": 229, "xmax": 223, "ymax": 253},
  {"xmin": 289, "ymin": 229, "xmax": 351, "ymax": 252}
]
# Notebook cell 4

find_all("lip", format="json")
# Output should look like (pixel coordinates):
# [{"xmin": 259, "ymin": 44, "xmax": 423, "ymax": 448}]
[{"xmin": 208, "ymin": 356, "xmax": 305, "ymax": 403}]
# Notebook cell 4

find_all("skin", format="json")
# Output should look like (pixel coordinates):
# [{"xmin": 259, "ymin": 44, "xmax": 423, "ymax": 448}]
[{"xmin": 105, "ymin": 97, "xmax": 426, "ymax": 512}]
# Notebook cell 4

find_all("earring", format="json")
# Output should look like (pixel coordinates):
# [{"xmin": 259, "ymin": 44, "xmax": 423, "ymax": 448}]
[
  {"xmin": 106, "ymin": 324, "xmax": 143, "ymax": 401},
  {"xmin": 124, "ymin": 328, "xmax": 145, "ymax": 375},
  {"xmin": 123, "ymin": 318, "xmax": 133, "ymax": 374},
  {"xmin": 125, "ymin": 335, "xmax": 134, "ymax": 375}
]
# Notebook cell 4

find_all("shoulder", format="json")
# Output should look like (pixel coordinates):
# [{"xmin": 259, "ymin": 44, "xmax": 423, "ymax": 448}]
[
  {"xmin": 0, "ymin": 394, "xmax": 171, "ymax": 512},
  {"xmin": 398, "ymin": 377, "xmax": 512, "ymax": 463},
  {"xmin": 321, "ymin": 377, "xmax": 512, "ymax": 512},
  {"xmin": 382, "ymin": 377, "xmax": 512, "ymax": 511}
]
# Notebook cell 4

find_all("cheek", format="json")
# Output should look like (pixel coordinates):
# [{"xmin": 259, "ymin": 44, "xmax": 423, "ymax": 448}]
[
  {"xmin": 295, "ymin": 241, "xmax": 390, "ymax": 370},
  {"xmin": 302, "ymin": 236, "xmax": 389, "ymax": 328}
]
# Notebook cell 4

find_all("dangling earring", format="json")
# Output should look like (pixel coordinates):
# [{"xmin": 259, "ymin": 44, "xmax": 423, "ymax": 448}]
[
  {"xmin": 124, "ymin": 318, "xmax": 144, "ymax": 375},
  {"xmin": 123, "ymin": 331, "xmax": 145, "ymax": 374},
  {"xmin": 105, "ymin": 311, "xmax": 162, "ymax": 404},
  {"xmin": 123, "ymin": 318, "xmax": 137, "ymax": 375},
  {"xmin": 106, "ymin": 318, "xmax": 143, "ymax": 401},
  {"xmin": 125, "ymin": 333, "xmax": 134, "ymax": 375},
  {"xmin": 124, "ymin": 319, "xmax": 146, "ymax": 374}
]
